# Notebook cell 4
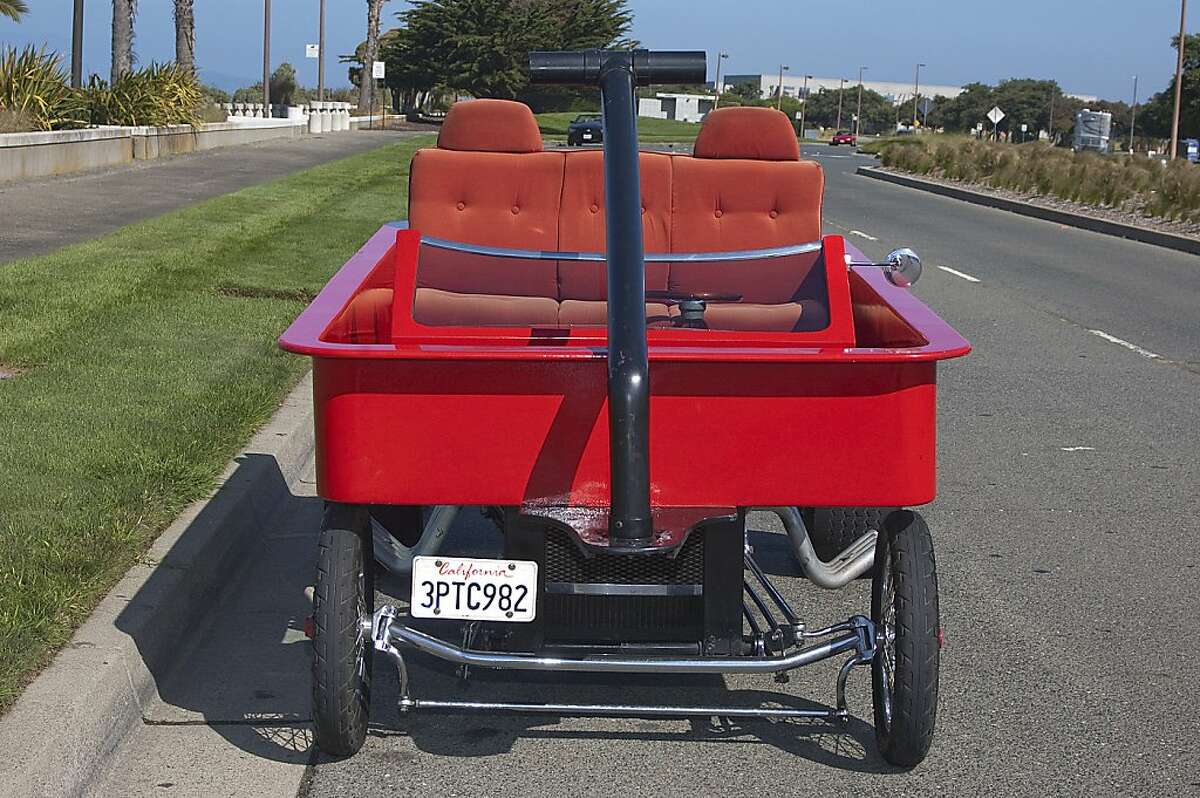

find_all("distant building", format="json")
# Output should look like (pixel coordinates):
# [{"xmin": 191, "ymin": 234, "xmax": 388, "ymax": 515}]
[
  {"xmin": 720, "ymin": 74, "xmax": 965, "ymax": 106},
  {"xmin": 638, "ymin": 92, "xmax": 715, "ymax": 124},
  {"xmin": 719, "ymin": 73, "xmax": 1097, "ymax": 106}
]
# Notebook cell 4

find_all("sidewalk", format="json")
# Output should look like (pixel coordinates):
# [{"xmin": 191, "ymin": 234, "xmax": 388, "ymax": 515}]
[{"xmin": 0, "ymin": 130, "xmax": 422, "ymax": 264}]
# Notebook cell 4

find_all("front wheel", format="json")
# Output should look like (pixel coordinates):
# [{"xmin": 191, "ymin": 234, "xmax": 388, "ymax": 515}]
[
  {"xmin": 312, "ymin": 503, "xmax": 374, "ymax": 757},
  {"xmin": 871, "ymin": 510, "xmax": 939, "ymax": 768}
]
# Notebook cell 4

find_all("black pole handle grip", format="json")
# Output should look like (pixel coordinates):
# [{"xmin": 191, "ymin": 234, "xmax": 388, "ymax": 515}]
[{"xmin": 529, "ymin": 49, "xmax": 706, "ymax": 87}]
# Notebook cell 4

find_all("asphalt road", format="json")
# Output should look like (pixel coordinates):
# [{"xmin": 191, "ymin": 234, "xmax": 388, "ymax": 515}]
[{"xmin": 95, "ymin": 145, "xmax": 1200, "ymax": 796}]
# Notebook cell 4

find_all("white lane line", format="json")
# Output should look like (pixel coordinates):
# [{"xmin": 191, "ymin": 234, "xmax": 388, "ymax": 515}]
[
  {"xmin": 849, "ymin": 230, "xmax": 878, "ymax": 241},
  {"xmin": 1060, "ymin": 446, "xmax": 1096, "ymax": 452},
  {"xmin": 937, "ymin": 265, "xmax": 981, "ymax": 283},
  {"xmin": 1087, "ymin": 329, "xmax": 1161, "ymax": 360}
]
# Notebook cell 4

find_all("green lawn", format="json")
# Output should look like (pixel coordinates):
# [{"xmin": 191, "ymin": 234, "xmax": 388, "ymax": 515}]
[
  {"xmin": 536, "ymin": 111, "xmax": 702, "ymax": 142},
  {"xmin": 0, "ymin": 136, "xmax": 433, "ymax": 710}
]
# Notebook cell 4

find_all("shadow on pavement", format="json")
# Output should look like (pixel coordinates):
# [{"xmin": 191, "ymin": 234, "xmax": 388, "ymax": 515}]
[
  {"xmin": 117, "ymin": 475, "xmax": 893, "ymax": 775},
  {"xmin": 114, "ymin": 451, "xmax": 324, "ymax": 766}
]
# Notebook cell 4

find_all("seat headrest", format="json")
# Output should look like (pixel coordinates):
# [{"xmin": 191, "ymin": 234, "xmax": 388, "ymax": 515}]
[
  {"xmin": 693, "ymin": 107, "xmax": 800, "ymax": 161},
  {"xmin": 437, "ymin": 99, "xmax": 544, "ymax": 154}
]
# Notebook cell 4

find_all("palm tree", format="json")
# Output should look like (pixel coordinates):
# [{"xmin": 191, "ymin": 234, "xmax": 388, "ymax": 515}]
[
  {"xmin": 174, "ymin": 0, "xmax": 195, "ymax": 74},
  {"xmin": 358, "ymin": 0, "xmax": 388, "ymax": 112},
  {"xmin": 0, "ymin": 0, "xmax": 29, "ymax": 23},
  {"xmin": 111, "ymin": 0, "xmax": 136, "ymax": 83}
]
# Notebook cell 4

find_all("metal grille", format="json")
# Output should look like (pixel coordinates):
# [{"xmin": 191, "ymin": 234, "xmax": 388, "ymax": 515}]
[{"xmin": 543, "ymin": 528, "xmax": 705, "ymax": 585}]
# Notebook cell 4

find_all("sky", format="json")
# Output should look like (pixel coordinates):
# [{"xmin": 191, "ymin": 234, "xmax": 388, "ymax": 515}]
[{"xmin": 1, "ymin": 1, "xmax": 1196, "ymax": 101}]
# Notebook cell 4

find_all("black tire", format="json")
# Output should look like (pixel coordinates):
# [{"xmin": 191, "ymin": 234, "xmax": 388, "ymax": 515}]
[
  {"xmin": 370, "ymin": 505, "xmax": 423, "ymax": 548},
  {"xmin": 803, "ymin": 507, "xmax": 895, "ymax": 562},
  {"xmin": 871, "ymin": 509, "xmax": 939, "ymax": 768},
  {"xmin": 312, "ymin": 503, "xmax": 374, "ymax": 757}
]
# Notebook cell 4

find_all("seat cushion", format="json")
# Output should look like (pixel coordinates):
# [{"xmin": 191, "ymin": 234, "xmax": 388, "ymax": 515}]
[
  {"xmin": 413, "ymin": 288, "xmax": 561, "ymax": 327},
  {"xmin": 558, "ymin": 300, "xmax": 674, "ymax": 326},
  {"xmin": 326, "ymin": 287, "xmax": 393, "ymax": 343}
]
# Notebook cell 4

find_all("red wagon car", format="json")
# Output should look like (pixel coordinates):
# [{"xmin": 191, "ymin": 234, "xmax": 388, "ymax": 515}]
[{"xmin": 280, "ymin": 50, "xmax": 969, "ymax": 768}]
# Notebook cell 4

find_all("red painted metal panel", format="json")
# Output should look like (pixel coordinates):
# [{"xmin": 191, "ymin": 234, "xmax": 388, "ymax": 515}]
[{"xmin": 313, "ymin": 357, "xmax": 937, "ymax": 508}]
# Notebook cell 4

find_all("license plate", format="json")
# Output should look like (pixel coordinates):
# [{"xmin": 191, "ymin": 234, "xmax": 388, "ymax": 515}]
[
  {"xmin": 583, "ymin": 133, "xmax": 593, "ymax": 140},
  {"xmin": 410, "ymin": 556, "xmax": 538, "ymax": 622}
]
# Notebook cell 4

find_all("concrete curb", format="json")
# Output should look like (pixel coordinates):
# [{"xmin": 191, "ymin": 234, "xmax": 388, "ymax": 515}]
[
  {"xmin": 0, "ymin": 373, "xmax": 316, "ymax": 798},
  {"xmin": 857, "ymin": 166, "xmax": 1200, "ymax": 256}
]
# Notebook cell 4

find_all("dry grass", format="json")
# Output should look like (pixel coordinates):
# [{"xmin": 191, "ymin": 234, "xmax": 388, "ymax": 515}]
[{"xmin": 880, "ymin": 136, "xmax": 1200, "ymax": 224}]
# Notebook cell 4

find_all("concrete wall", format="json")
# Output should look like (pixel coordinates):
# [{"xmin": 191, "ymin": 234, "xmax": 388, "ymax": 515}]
[
  {"xmin": 0, "ymin": 128, "xmax": 134, "ymax": 182},
  {"xmin": 0, "ymin": 120, "xmax": 309, "ymax": 183}
]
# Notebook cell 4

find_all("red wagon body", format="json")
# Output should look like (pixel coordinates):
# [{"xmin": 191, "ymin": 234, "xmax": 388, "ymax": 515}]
[{"xmin": 280, "ymin": 226, "xmax": 969, "ymax": 512}]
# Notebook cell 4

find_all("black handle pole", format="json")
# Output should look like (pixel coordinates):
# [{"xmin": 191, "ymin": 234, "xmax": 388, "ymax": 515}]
[
  {"xmin": 598, "ymin": 54, "xmax": 652, "ymax": 547},
  {"xmin": 529, "ymin": 49, "xmax": 706, "ymax": 548}
]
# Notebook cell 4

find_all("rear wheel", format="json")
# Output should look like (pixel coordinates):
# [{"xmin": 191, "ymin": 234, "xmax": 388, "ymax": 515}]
[
  {"xmin": 312, "ymin": 503, "xmax": 374, "ymax": 757},
  {"xmin": 871, "ymin": 509, "xmax": 939, "ymax": 768},
  {"xmin": 803, "ymin": 507, "xmax": 895, "ymax": 562}
]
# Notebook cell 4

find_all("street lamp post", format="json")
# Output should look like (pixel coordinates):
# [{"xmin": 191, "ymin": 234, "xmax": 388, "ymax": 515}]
[
  {"xmin": 1171, "ymin": 0, "xmax": 1187, "ymax": 160},
  {"xmin": 777, "ymin": 64, "xmax": 789, "ymax": 111},
  {"xmin": 71, "ymin": 0, "xmax": 84, "ymax": 89},
  {"xmin": 713, "ymin": 50, "xmax": 729, "ymax": 109},
  {"xmin": 263, "ymin": 0, "xmax": 272, "ymax": 115},
  {"xmin": 798, "ymin": 74, "xmax": 812, "ymax": 140},
  {"xmin": 318, "ymin": 0, "xmax": 326, "ymax": 101},
  {"xmin": 1130, "ymin": 74, "xmax": 1138, "ymax": 153},
  {"xmin": 913, "ymin": 62, "xmax": 926, "ymax": 130},
  {"xmin": 855, "ymin": 66, "xmax": 867, "ymax": 139},
  {"xmin": 835, "ymin": 76, "xmax": 846, "ymax": 131}
]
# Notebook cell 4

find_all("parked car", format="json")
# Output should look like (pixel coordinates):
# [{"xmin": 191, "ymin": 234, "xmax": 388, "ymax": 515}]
[
  {"xmin": 567, "ymin": 115, "xmax": 603, "ymax": 145},
  {"xmin": 830, "ymin": 130, "xmax": 857, "ymax": 146}
]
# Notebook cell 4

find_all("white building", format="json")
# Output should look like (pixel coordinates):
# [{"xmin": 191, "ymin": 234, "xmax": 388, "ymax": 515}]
[
  {"xmin": 720, "ymin": 73, "xmax": 964, "ymax": 106},
  {"xmin": 638, "ymin": 93, "xmax": 715, "ymax": 124},
  {"xmin": 720, "ymin": 73, "xmax": 1098, "ymax": 106}
]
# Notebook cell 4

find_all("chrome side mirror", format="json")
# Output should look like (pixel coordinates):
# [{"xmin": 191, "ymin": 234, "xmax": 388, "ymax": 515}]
[{"xmin": 882, "ymin": 247, "xmax": 922, "ymax": 287}]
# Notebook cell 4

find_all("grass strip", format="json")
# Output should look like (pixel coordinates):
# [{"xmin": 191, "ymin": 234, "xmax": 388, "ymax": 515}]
[
  {"xmin": 536, "ymin": 111, "xmax": 702, "ymax": 142},
  {"xmin": 0, "ymin": 136, "xmax": 432, "ymax": 711}
]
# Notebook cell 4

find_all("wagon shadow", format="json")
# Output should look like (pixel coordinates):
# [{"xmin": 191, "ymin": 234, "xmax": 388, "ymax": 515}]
[
  {"xmin": 113, "ymin": 452, "xmax": 326, "ymax": 767},
  {"xmin": 363, "ymin": 651, "xmax": 897, "ymax": 775}
]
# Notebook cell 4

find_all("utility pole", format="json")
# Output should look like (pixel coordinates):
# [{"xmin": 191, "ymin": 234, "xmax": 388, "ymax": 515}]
[
  {"xmin": 798, "ymin": 74, "xmax": 812, "ymax": 140},
  {"xmin": 318, "ymin": 0, "xmax": 326, "ymax": 100},
  {"xmin": 835, "ymin": 76, "xmax": 846, "ymax": 130},
  {"xmin": 856, "ymin": 66, "xmax": 867, "ymax": 139},
  {"xmin": 913, "ymin": 62, "xmax": 926, "ymax": 130},
  {"xmin": 1130, "ymin": 74, "xmax": 1138, "ymax": 153},
  {"xmin": 776, "ymin": 64, "xmax": 789, "ymax": 111},
  {"xmin": 1171, "ymin": 0, "xmax": 1187, "ymax": 160},
  {"xmin": 71, "ymin": 0, "xmax": 84, "ymax": 89},
  {"xmin": 263, "ymin": 0, "xmax": 272, "ymax": 114},
  {"xmin": 713, "ymin": 50, "xmax": 729, "ymax": 109},
  {"xmin": 1048, "ymin": 87, "xmax": 1056, "ymax": 143}
]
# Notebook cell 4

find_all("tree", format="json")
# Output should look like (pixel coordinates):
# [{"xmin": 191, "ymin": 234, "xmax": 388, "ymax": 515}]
[
  {"xmin": 0, "ymin": 0, "xmax": 28, "ymax": 23},
  {"xmin": 359, "ymin": 0, "xmax": 389, "ymax": 112},
  {"xmin": 111, "ymin": 0, "xmax": 137, "ymax": 83},
  {"xmin": 270, "ymin": 62, "xmax": 299, "ymax": 106},
  {"xmin": 174, "ymin": 0, "xmax": 195, "ymax": 74},
  {"xmin": 1140, "ymin": 33, "xmax": 1200, "ymax": 142}
]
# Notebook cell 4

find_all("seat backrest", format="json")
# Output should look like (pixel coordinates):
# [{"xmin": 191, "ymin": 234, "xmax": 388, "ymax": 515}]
[
  {"xmin": 670, "ymin": 107, "xmax": 824, "ymax": 304},
  {"xmin": 557, "ymin": 150, "xmax": 673, "ymax": 301},
  {"xmin": 409, "ymin": 100, "xmax": 562, "ymax": 298}
]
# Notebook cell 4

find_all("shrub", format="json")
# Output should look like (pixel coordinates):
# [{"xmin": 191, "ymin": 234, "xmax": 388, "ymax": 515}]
[
  {"xmin": 84, "ymin": 63, "xmax": 202, "ymax": 127},
  {"xmin": 878, "ymin": 135, "xmax": 1200, "ymax": 224},
  {"xmin": 0, "ymin": 45, "xmax": 88, "ymax": 131}
]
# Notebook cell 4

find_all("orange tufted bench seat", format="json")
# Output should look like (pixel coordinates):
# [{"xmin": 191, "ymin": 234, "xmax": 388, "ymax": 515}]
[{"xmin": 342, "ymin": 100, "xmax": 827, "ymax": 335}]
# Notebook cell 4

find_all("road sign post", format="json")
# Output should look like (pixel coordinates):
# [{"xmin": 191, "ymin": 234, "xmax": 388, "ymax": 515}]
[{"xmin": 987, "ymin": 105, "xmax": 1006, "ymax": 141}]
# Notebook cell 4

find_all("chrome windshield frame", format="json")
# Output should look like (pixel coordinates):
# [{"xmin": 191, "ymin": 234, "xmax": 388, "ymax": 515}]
[{"xmin": 386, "ymin": 220, "xmax": 823, "ymax": 263}]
